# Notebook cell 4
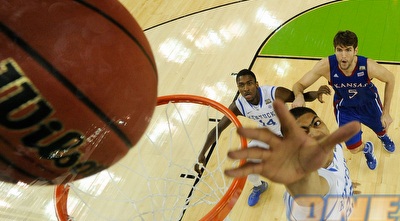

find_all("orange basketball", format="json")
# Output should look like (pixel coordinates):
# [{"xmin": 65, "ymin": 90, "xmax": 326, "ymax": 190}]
[{"xmin": 0, "ymin": 0, "xmax": 157, "ymax": 184}]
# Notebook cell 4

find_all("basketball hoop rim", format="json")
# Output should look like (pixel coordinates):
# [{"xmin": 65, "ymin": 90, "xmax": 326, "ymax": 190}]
[{"xmin": 54, "ymin": 94, "xmax": 248, "ymax": 221}]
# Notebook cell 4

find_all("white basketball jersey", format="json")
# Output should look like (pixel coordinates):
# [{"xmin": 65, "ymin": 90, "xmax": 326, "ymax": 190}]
[
  {"xmin": 284, "ymin": 144, "xmax": 353, "ymax": 220},
  {"xmin": 235, "ymin": 85, "xmax": 281, "ymax": 136}
]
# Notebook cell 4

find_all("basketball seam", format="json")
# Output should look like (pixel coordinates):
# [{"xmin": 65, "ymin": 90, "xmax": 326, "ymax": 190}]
[
  {"xmin": 0, "ymin": 22, "xmax": 133, "ymax": 148},
  {"xmin": 75, "ymin": 0, "xmax": 158, "ymax": 76}
]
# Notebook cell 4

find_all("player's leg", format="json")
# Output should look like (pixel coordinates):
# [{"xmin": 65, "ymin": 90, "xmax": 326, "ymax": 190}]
[
  {"xmin": 336, "ymin": 106, "xmax": 377, "ymax": 170},
  {"xmin": 362, "ymin": 100, "xmax": 395, "ymax": 153},
  {"xmin": 246, "ymin": 140, "xmax": 269, "ymax": 206}
]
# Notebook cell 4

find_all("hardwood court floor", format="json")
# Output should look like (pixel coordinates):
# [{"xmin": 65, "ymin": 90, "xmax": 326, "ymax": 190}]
[{"xmin": 1, "ymin": 0, "xmax": 399, "ymax": 220}]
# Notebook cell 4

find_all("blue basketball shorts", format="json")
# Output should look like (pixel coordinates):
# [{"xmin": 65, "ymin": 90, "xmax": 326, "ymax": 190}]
[{"xmin": 334, "ymin": 99, "xmax": 386, "ymax": 149}]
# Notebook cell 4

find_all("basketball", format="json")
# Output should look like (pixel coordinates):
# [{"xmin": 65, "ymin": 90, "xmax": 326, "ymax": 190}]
[{"xmin": 0, "ymin": 0, "xmax": 157, "ymax": 184}]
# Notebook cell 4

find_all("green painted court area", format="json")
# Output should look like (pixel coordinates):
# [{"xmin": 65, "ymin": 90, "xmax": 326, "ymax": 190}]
[{"xmin": 261, "ymin": 0, "xmax": 400, "ymax": 63}]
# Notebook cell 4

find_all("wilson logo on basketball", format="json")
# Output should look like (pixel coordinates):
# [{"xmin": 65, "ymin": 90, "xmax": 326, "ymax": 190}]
[{"xmin": 0, "ymin": 58, "xmax": 104, "ymax": 177}]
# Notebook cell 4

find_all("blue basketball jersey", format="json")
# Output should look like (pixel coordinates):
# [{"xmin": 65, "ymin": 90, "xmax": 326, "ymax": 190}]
[
  {"xmin": 329, "ymin": 55, "xmax": 385, "ymax": 148},
  {"xmin": 328, "ymin": 55, "xmax": 379, "ymax": 107}
]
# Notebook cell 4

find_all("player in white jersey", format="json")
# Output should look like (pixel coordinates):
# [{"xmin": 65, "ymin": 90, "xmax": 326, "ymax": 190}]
[
  {"xmin": 194, "ymin": 69, "xmax": 330, "ymax": 206},
  {"xmin": 235, "ymin": 85, "xmax": 281, "ymax": 135},
  {"xmin": 284, "ymin": 143, "xmax": 353, "ymax": 220},
  {"xmin": 224, "ymin": 102, "xmax": 357, "ymax": 220}
]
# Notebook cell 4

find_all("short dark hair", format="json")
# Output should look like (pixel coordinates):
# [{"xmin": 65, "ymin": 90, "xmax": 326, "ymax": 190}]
[
  {"xmin": 236, "ymin": 69, "xmax": 257, "ymax": 83},
  {"xmin": 333, "ymin": 30, "xmax": 358, "ymax": 49},
  {"xmin": 289, "ymin": 107, "xmax": 317, "ymax": 119}
]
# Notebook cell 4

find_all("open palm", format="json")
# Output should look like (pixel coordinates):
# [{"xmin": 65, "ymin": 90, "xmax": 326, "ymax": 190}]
[{"xmin": 224, "ymin": 100, "xmax": 359, "ymax": 185}]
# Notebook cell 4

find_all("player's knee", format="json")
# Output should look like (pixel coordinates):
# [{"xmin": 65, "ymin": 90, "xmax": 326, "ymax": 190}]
[{"xmin": 347, "ymin": 141, "xmax": 363, "ymax": 153}]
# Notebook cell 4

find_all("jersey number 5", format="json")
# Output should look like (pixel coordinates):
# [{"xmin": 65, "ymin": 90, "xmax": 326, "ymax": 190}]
[{"xmin": 348, "ymin": 89, "xmax": 358, "ymax": 99}]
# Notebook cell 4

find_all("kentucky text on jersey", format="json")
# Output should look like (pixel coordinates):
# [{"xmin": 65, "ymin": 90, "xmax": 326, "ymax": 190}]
[{"xmin": 247, "ymin": 111, "xmax": 276, "ymax": 120}]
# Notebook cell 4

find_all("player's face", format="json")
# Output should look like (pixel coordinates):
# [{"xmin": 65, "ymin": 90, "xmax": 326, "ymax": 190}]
[
  {"xmin": 335, "ymin": 45, "xmax": 358, "ymax": 71},
  {"xmin": 237, "ymin": 75, "xmax": 259, "ymax": 103},
  {"xmin": 295, "ymin": 113, "xmax": 330, "ymax": 141}
]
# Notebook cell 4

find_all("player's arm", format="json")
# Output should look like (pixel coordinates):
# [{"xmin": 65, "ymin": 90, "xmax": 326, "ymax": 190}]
[
  {"xmin": 367, "ymin": 59, "xmax": 395, "ymax": 129},
  {"xmin": 292, "ymin": 58, "xmax": 330, "ymax": 107},
  {"xmin": 275, "ymin": 86, "xmax": 331, "ymax": 103},
  {"xmin": 285, "ymin": 172, "xmax": 330, "ymax": 205},
  {"xmin": 224, "ymin": 101, "xmax": 359, "ymax": 200},
  {"xmin": 194, "ymin": 102, "xmax": 241, "ymax": 174}
]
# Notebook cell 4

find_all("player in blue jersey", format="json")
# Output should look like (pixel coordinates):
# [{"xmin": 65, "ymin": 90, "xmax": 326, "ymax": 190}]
[
  {"xmin": 292, "ymin": 30, "xmax": 395, "ymax": 170},
  {"xmin": 194, "ymin": 69, "xmax": 330, "ymax": 206},
  {"xmin": 224, "ymin": 101, "xmax": 358, "ymax": 220}
]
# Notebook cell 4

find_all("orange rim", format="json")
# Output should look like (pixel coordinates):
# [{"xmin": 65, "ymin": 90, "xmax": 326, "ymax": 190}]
[
  {"xmin": 54, "ymin": 94, "xmax": 247, "ymax": 221},
  {"xmin": 54, "ymin": 184, "xmax": 70, "ymax": 221}
]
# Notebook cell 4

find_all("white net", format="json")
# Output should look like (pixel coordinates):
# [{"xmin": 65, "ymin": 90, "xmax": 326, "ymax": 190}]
[{"xmin": 55, "ymin": 95, "xmax": 247, "ymax": 221}]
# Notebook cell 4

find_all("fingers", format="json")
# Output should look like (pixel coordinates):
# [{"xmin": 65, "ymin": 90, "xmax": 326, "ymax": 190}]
[
  {"xmin": 247, "ymin": 100, "xmax": 301, "ymax": 140},
  {"xmin": 194, "ymin": 164, "xmax": 201, "ymax": 174},
  {"xmin": 381, "ymin": 120, "xmax": 387, "ymax": 130},
  {"xmin": 195, "ymin": 155, "xmax": 206, "ymax": 174},
  {"xmin": 273, "ymin": 100, "xmax": 301, "ymax": 136},
  {"xmin": 317, "ymin": 85, "xmax": 330, "ymax": 103},
  {"xmin": 224, "ymin": 162, "xmax": 264, "ymax": 178},
  {"xmin": 319, "ymin": 121, "xmax": 360, "ymax": 152},
  {"xmin": 227, "ymin": 147, "xmax": 271, "ymax": 161},
  {"xmin": 237, "ymin": 127, "xmax": 280, "ymax": 148},
  {"xmin": 319, "ymin": 85, "xmax": 331, "ymax": 95},
  {"xmin": 318, "ymin": 94, "xmax": 325, "ymax": 103},
  {"xmin": 225, "ymin": 147, "xmax": 272, "ymax": 178},
  {"xmin": 381, "ymin": 115, "xmax": 393, "ymax": 130}
]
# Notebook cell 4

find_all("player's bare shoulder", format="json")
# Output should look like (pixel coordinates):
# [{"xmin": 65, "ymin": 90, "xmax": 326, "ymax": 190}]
[
  {"xmin": 313, "ymin": 57, "xmax": 331, "ymax": 80},
  {"xmin": 366, "ymin": 58, "xmax": 394, "ymax": 81}
]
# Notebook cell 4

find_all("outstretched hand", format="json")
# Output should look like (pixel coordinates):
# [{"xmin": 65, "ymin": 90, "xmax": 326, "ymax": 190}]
[{"xmin": 224, "ymin": 100, "xmax": 359, "ymax": 185}]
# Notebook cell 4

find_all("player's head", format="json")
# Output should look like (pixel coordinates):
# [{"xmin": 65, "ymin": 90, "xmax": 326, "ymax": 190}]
[
  {"xmin": 290, "ymin": 107, "xmax": 330, "ymax": 140},
  {"xmin": 236, "ymin": 69, "xmax": 257, "ymax": 83},
  {"xmin": 333, "ymin": 30, "xmax": 358, "ymax": 71},
  {"xmin": 333, "ymin": 30, "xmax": 358, "ymax": 49},
  {"xmin": 236, "ymin": 69, "xmax": 260, "ymax": 103}
]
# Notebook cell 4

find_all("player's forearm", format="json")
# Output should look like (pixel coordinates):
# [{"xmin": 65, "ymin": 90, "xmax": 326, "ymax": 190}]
[
  {"xmin": 200, "ymin": 124, "xmax": 226, "ymax": 155},
  {"xmin": 285, "ymin": 172, "xmax": 329, "ymax": 206},
  {"xmin": 383, "ymin": 79, "xmax": 395, "ymax": 115},
  {"xmin": 292, "ymin": 83, "xmax": 307, "ymax": 108},
  {"xmin": 200, "ymin": 129, "xmax": 217, "ymax": 155},
  {"xmin": 293, "ymin": 82, "xmax": 306, "ymax": 99}
]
